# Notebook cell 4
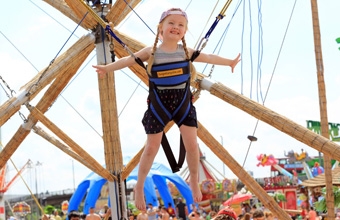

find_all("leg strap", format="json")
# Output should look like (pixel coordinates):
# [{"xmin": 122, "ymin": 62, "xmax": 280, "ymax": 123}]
[{"xmin": 161, "ymin": 133, "xmax": 186, "ymax": 173}]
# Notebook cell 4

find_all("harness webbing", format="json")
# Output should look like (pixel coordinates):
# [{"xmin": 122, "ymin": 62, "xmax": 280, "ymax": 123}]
[
  {"xmin": 161, "ymin": 133, "xmax": 186, "ymax": 173},
  {"xmin": 148, "ymin": 61, "xmax": 192, "ymax": 173},
  {"xmin": 148, "ymin": 81, "xmax": 191, "ymax": 173}
]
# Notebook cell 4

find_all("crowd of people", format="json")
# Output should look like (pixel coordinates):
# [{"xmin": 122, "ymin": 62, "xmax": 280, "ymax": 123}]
[
  {"xmin": 131, "ymin": 199, "xmax": 269, "ymax": 220},
  {"xmin": 31, "ymin": 199, "xmax": 340, "ymax": 220}
]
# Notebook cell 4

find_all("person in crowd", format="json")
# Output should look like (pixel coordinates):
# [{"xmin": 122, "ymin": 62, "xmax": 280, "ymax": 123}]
[
  {"xmin": 176, "ymin": 198, "xmax": 188, "ymax": 220},
  {"xmin": 250, "ymin": 205, "xmax": 257, "ymax": 214},
  {"xmin": 167, "ymin": 203, "xmax": 176, "ymax": 218},
  {"xmin": 307, "ymin": 207, "xmax": 317, "ymax": 220},
  {"xmin": 160, "ymin": 206, "xmax": 170, "ymax": 220},
  {"xmin": 251, "ymin": 209, "xmax": 265, "ymax": 220},
  {"xmin": 300, "ymin": 205, "xmax": 308, "ymax": 220},
  {"xmin": 85, "ymin": 207, "xmax": 101, "ymax": 220},
  {"xmin": 336, "ymin": 211, "xmax": 340, "ymax": 220},
  {"xmin": 138, "ymin": 209, "xmax": 148, "ymax": 220},
  {"xmin": 212, "ymin": 207, "xmax": 237, "ymax": 220},
  {"xmin": 240, "ymin": 213, "xmax": 251, "ymax": 220},
  {"xmin": 206, "ymin": 211, "xmax": 217, "ymax": 220},
  {"xmin": 242, "ymin": 203, "xmax": 251, "ymax": 215},
  {"xmin": 197, "ymin": 205, "xmax": 206, "ymax": 218},
  {"xmin": 80, "ymin": 213, "xmax": 87, "ymax": 220},
  {"xmin": 93, "ymin": 7, "xmax": 240, "ymax": 211},
  {"xmin": 68, "ymin": 210, "xmax": 81, "ymax": 220},
  {"xmin": 99, "ymin": 204, "xmax": 112, "ymax": 220},
  {"xmin": 53, "ymin": 209, "xmax": 62, "ymax": 220},
  {"xmin": 264, "ymin": 211, "xmax": 274, "ymax": 220},
  {"xmin": 188, "ymin": 209, "xmax": 204, "ymax": 220},
  {"xmin": 147, "ymin": 203, "xmax": 158, "ymax": 220},
  {"xmin": 129, "ymin": 213, "xmax": 136, "ymax": 220}
]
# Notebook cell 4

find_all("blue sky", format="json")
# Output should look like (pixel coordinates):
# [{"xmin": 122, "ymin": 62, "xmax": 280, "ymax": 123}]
[{"xmin": 1, "ymin": 0, "xmax": 340, "ymax": 196}]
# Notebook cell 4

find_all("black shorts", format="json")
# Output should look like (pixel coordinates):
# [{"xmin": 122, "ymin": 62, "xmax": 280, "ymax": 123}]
[{"xmin": 141, "ymin": 88, "xmax": 198, "ymax": 134}]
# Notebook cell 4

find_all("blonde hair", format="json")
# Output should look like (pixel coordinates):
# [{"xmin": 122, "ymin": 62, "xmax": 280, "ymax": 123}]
[
  {"xmin": 147, "ymin": 9, "xmax": 197, "ymax": 83},
  {"xmin": 264, "ymin": 211, "xmax": 273, "ymax": 218}
]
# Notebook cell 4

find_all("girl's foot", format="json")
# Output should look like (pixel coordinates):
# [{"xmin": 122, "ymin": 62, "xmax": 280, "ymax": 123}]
[
  {"xmin": 134, "ymin": 186, "xmax": 146, "ymax": 211},
  {"xmin": 190, "ymin": 180, "xmax": 202, "ymax": 203}
]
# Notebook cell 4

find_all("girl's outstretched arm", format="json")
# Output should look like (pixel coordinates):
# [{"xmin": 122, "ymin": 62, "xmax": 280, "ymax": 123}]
[
  {"xmin": 92, "ymin": 46, "xmax": 152, "ymax": 77},
  {"xmin": 190, "ymin": 49, "xmax": 241, "ymax": 73}
]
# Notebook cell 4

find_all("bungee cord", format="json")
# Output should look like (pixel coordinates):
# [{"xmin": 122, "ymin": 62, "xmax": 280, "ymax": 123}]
[
  {"xmin": 241, "ymin": 0, "xmax": 298, "ymax": 169},
  {"xmin": 200, "ymin": 0, "xmax": 242, "ymax": 75},
  {"xmin": 26, "ymin": 11, "xmax": 89, "ymax": 97},
  {"xmin": 28, "ymin": 0, "xmax": 81, "ymax": 38},
  {"xmin": 193, "ymin": 0, "xmax": 221, "ymax": 50},
  {"xmin": 192, "ymin": 0, "xmax": 233, "ymax": 61},
  {"xmin": 122, "ymin": 0, "xmax": 156, "ymax": 36},
  {"xmin": 256, "ymin": 0, "xmax": 264, "ymax": 104}
]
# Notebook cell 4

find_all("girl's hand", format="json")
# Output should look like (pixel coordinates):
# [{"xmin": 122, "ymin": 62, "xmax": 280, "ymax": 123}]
[
  {"xmin": 92, "ymin": 65, "xmax": 107, "ymax": 78},
  {"xmin": 230, "ymin": 53, "xmax": 241, "ymax": 73}
]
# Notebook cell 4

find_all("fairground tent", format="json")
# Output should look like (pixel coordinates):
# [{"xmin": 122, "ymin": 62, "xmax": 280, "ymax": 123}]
[{"xmin": 68, "ymin": 162, "xmax": 193, "ymax": 214}]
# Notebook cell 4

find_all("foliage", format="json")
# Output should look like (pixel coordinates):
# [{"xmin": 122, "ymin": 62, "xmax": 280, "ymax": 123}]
[
  {"xmin": 314, "ymin": 186, "xmax": 340, "ymax": 212},
  {"xmin": 268, "ymin": 192, "xmax": 286, "ymax": 202},
  {"xmin": 128, "ymin": 202, "xmax": 140, "ymax": 216},
  {"xmin": 44, "ymin": 205, "xmax": 56, "ymax": 214},
  {"xmin": 273, "ymin": 192, "xmax": 286, "ymax": 202}
]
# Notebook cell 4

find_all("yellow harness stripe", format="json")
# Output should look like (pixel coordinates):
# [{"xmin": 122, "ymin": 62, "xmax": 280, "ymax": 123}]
[{"xmin": 157, "ymin": 68, "xmax": 183, "ymax": 78}]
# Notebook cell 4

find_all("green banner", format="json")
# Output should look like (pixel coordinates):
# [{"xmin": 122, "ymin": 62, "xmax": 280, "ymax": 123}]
[{"xmin": 306, "ymin": 120, "xmax": 340, "ymax": 142}]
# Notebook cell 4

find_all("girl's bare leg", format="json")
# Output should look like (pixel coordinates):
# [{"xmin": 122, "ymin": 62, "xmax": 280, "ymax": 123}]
[
  {"xmin": 135, "ymin": 132, "xmax": 163, "ymax": 211},
  {"xmin": 179, "ymin": 125, "xmax": 202, "ymax": 203}
]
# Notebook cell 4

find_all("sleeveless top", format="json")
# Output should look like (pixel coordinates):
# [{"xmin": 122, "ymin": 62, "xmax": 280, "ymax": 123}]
[
  {"xmin": 151, "ymin": 44, "xmax": 188, "ymax": 89},
  {"xmin": 153, "ymin": 44, "xmax": 187, "ymax": 65}
]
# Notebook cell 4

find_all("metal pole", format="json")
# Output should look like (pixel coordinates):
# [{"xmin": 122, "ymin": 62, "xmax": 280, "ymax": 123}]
[
  {"xmin": 35, "ymin": 161, "xmax": 42, "ymax": 218},
  {"xmin": 71, "ymin": 159, "xmax": 75, "ymax": 190},
  {"xmin": 220, "ymin": 136, "xmax": 225, "ymax": 176}
]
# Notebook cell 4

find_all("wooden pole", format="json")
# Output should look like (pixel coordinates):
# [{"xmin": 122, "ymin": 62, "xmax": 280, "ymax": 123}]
[
  {"xmin": 32, "ymin": 126, "xmax": 96, "ymax": 172},
  {"xmin": 27, "ymin": 105, "xmax": 116, "ymax": 181},
  {"xmin": 0, "ymin": 34, "xmax": 95, "ymax": 127},
  {"xmin": 310, "ymin": 0, "xmax": 334, "ymax": 218},
  {"xmin": 197, "ymin": 121, "xmax": 292, "ymax": 219},
  {"xmin": 200, "ymin": 79, "xmax": 340, "ymax": 160},
  {"xmin": 0, "ymin": 41, "xmax": 94, "ymax": 169},
  {"xmin": 95, "ymin": 19, "xmax": 126, "ymax": 218}
]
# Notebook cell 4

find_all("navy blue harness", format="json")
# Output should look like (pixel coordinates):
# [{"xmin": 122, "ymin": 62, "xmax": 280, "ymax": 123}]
[{"xmin": 148, "ymin": 60, "xmax": 192, "ymax": 173}]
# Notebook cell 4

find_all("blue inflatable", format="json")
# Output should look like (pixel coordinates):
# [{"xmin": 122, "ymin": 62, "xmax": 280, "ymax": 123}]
[{"xmin": 68, "ymin": 162, "xmax": 193, "ymax": 214}]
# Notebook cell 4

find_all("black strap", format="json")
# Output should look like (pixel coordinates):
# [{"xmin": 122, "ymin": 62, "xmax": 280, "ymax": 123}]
[
  {"xmin": 135, "ymin": 57, "xmax": 146, "ymax": 70},
  {"xmin": 161, "ymin": 133, "xmax": 186, "ymax": 173},
  {"xmin": 191, "ymin": 51, "xmax": 200, "ymax": 62}
]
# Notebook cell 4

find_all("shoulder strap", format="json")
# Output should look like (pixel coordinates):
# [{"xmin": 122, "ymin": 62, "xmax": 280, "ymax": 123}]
[{"xmin": 190, "ymin": 50, "xmax": 200, "ymax": 62}]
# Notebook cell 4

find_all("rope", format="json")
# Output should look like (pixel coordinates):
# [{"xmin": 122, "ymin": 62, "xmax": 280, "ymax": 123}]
[
  {"xmin": 241, "ymin": 0, "xmax": 298, "ymax": 168},
  {"xmin": 28, "ymin": 0, "xmax": 80, "ymax": 38},
  {"xmin": 194, "ymin": 0, "xmax": 221, "ymax": 49},
  {"xmin": 195, "ymin": 0, "xmax": 233, "ymax": 52},
  {"xmin": 256, "ymin": 0, "xmax": 264, "ymax": 103},
  {"xmin": 200, "ymin": 0, "xmax": 242, "ymax": 75},
  {"xmin": 122, "ymin": 0, "xmax": 156, "ymax": 36},
  {"xmin": 27, "ymin": 11, "xmax": 89, "ymax": 96}
]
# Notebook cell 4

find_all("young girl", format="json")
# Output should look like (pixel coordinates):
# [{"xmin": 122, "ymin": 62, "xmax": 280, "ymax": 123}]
[{"xmin": 93, "ymin": 8, "xmax": 240, "ymax": 211}]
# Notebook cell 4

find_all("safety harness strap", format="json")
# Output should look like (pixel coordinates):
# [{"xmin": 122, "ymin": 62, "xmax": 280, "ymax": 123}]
[
  {"xmin": 148, "ymin": 61, "xmax": 193, "ymax": 173},
  {"xmin": 191, "ymin": 50, "xmax": 201, "ymax": 62},
  {"xmin": 161, "ymin": 133, "xmax": 186, "ymax": 173}
]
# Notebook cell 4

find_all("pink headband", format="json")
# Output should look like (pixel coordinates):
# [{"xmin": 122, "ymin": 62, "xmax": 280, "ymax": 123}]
[{"xmin": 159, "ymin": 8, "xmax": 188, "ymax": 23}]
